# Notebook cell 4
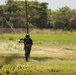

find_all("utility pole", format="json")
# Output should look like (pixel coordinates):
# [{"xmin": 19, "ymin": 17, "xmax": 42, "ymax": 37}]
[{"xmin": 25, "ymin": 0, "xmax": 29, "ymax": 33}]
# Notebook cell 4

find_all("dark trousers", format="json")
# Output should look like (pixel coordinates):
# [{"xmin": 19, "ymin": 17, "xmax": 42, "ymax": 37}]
[{"xmin": 24, "ymin": 46, "xmax": 31, "ymax": 61}]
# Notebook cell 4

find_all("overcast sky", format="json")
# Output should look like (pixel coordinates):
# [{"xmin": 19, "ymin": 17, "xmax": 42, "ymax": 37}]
[{"xmin": 0, "ymin": 0, "xmax": 76, "ymax": 10}]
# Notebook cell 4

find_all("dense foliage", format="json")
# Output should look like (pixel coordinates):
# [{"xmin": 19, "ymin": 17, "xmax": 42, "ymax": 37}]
[{"xmin": 0, "ymin": 0, "xmax": 76, "ymax": 31}]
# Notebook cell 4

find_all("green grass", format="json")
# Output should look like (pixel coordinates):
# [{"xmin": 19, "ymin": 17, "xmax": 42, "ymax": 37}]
[
  {"xmin": 0, "ymin": 33, "xmax": 76, "ymax": 75},
  {"xmin": 0, "ymin": 33, "xmax": 76, "ymax": 45},
  {"xmin": 0, "ymin": 33, "xmax": 76, "ymax": 50},
  {"xmin": 31, "ymin": 33, "xmax": 76, "ymax": 50},
  {"xmin": 0, "ymin": 53, "xmax": 76, "ymax": 75},
  {"xmin": 0, "ymin": 34, "xmax": 24, "ymax": 40},
  {"xmin": 32, "ymin": 33, "xmax": 76, "ymax": 44}
]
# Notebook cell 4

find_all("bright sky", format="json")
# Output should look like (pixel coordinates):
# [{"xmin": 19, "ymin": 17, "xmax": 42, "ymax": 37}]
[{"xmin": 0, "ymin": 0, "xmax": 76, "ymax": 10}]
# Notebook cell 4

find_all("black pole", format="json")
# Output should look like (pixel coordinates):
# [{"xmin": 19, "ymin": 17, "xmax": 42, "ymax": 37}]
[{"xmin": 25, "ymin": 0, "xmax": 29, "ymax": 33}]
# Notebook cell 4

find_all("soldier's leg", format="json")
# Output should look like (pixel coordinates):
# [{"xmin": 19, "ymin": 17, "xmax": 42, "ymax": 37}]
[
  {"xmin": 24, "ymin": 47, "xmax": 29, "ymax": 61},
  {"xmin": 28, "ymin": 46, "xmax": 31, "ymax": 57}
]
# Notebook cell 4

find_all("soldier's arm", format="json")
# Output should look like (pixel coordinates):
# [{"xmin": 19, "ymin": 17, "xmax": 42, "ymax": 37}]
[
  {"xmin": 20, "ymin": 38, "xmax": 24, "ymax": 40},
  {"xmin": 18, "ymin": 38, "xmax": 24, "ymax": 43},
  {"xmin": 31, "ymin": 39, "xmax": 33, "ymax": 45}
]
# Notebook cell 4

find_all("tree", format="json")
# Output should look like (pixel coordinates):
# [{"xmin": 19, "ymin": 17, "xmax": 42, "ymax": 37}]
[
  {"xmin": 5, "ymin": 0, "xmax": 49, "ymax": 28},
  {"xmin": 37, "ymin": 2, "xmax": 48, "ymax": 28},
  {"xmin": 59, "ymin": 7, "xmax": 76, "ymax": 31},
  {"xmin": 6, "ymin": 0, "xmax": 22, "ymax": 13},
  {"xmin": 53, "ymin": 6, "xmax": 76, "ymax": 31},
  {"xmin": 1, "ymin": 0, "xmax": 76, "ymax": 30}
]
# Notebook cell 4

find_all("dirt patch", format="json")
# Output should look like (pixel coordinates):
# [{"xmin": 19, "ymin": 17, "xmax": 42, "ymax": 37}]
[
  {"xmin": 0, "ymin": 45, "xmax": 76, "ymax": 55},
  {"xmin": 32, "ymin": 45, "xmax": 76, "ymax": 55}
]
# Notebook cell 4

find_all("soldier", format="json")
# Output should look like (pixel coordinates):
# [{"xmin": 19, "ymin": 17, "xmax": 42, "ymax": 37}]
[{"xmin": 19, "ymin": 34, "xmax": 33, "ymax": 61}]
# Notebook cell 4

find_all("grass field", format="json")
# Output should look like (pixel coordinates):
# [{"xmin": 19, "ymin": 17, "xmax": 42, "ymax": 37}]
[{"xmin": 0, "ymin": 33, "xmax": 76, "ymax": 75}]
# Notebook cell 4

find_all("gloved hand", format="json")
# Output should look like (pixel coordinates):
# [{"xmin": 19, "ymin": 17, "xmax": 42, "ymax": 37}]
[{"xmin": 18, "ymin": 40, "xmax": 20, "ymax": 43}]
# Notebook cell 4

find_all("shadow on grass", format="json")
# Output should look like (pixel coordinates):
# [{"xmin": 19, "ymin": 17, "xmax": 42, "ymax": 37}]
[
  {"xmin": 0, "ymin": 54, "xmax": 25, "ymax": 64},
  {"xmin": 30, "ymin": 56, "xmax": 51, "ymax": 61},
  {"xmin": 30, "ymin": 56, "xmax": 74, "ymax": 62},
  {"xmin": 0, "ymin": 53, "xmax": 75, "ymax": 65}
]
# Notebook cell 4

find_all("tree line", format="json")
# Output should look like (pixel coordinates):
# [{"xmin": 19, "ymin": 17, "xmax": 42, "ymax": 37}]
[{"xmin": 0, "ymin": 0, "xmax": 76, "ymax": 31}]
